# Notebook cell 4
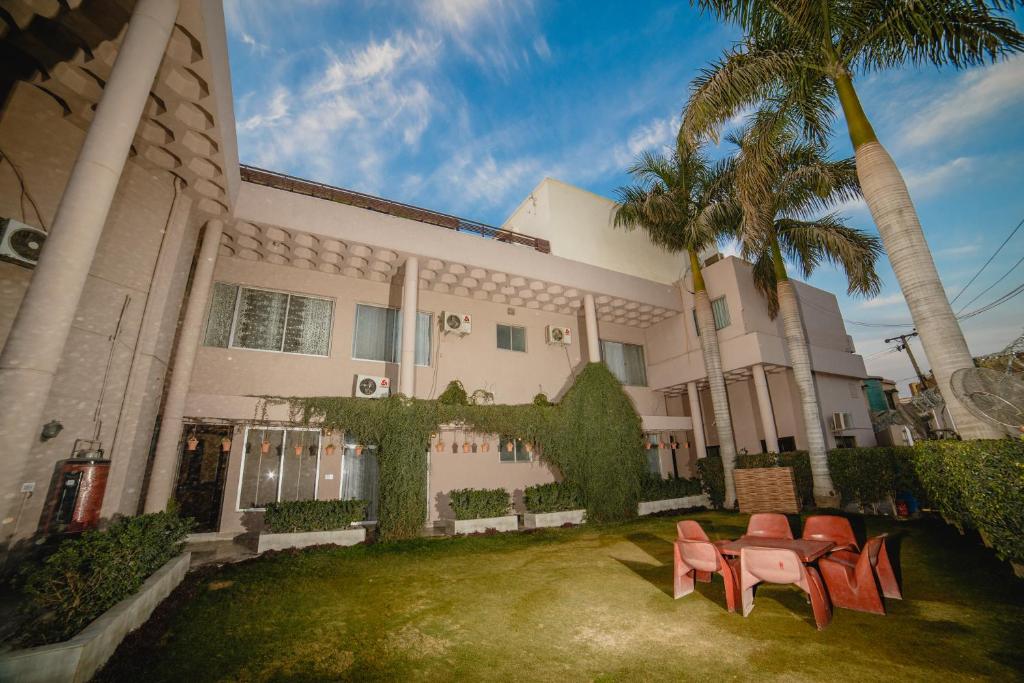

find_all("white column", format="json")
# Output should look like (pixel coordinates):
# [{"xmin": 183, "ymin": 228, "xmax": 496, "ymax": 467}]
[
  {"xmin": 583, "ymin": 293, "xmax": 600, "ymax": 363},
  {"xmin": 687, "ymin": 381, "xmax": 707, "ymax": 458},
  {"xmin": 752, "ymin": 364, "xmax": 780, "ymax": 453},
  {"xmin": 0, "ymin": 0, "xmax": 179, "ymax": 529},
  {"xmin": 144, "ymin": 219, "xmax": 224, "ymax": 513},
  {"xmin": 400, "ymin": 256, "xmax": 419, "ymax": 396}
]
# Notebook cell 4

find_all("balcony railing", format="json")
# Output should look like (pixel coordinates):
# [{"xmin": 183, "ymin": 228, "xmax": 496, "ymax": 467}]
[{"xmin": 240, "ymin": 165, "xmax": 551, "ymax": 254}]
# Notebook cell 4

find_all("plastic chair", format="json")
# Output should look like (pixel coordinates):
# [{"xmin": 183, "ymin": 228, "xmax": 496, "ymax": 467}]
[
  {"xmin": 819, "ymin": 534, "xmax": 902, "ymax": 614},
  {"xmin": 739, "ymin": 546, "xmax": 832, "ymax": 630},
  {"xmin": 674, "ymin": 539, "xmax": 739, "ymax": 612},
  {"xmin": 677, "ymin": 520, "xmax": 710, "ymax": 541},
  {"xmin": 745, "ymin": 513, "xmax": 794, "ymax": 539},
  {"xmin": 802, "ymin": 515, "xmax": 859, "ymax": 552}
]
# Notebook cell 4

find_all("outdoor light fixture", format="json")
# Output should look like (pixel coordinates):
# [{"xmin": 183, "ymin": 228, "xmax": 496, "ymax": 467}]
[{"xmin": 40, "ymin": 419, "xmax": 63, "ymax": 441}]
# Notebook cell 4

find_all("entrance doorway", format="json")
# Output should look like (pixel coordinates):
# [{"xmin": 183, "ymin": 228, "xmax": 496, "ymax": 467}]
[{"xmin": 173, "ymin": 424, "xmax": 231, "ymax": 532}]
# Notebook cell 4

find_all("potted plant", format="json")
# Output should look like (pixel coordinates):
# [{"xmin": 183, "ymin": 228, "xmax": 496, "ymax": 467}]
[
  {"xmin": 522, "ymin": 482, "xmax": 585, "ymax": 528},
  {"xmin": 442, "ymin": 488, "xmax": 517, "ymax": 534}
]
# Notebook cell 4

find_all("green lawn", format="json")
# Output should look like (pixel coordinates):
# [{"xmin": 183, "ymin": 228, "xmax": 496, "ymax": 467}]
[{"xmin": 98, "ymin": 512, "xmax": 1024, "ymax": 682}]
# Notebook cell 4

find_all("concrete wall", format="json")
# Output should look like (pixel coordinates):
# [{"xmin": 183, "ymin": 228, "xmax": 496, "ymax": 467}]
[{"xmin": 0, "ymin": 83, "xmax": 198, "ymax": 533}]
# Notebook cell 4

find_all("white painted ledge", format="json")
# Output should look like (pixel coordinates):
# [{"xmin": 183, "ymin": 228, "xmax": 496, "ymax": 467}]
[
  {"xmin": 638, "ymin": 494, "xmax": 710, "ymax": 516},
  {"xmin": 0, "ymin": 552, "xmax": 191, "ymax": 683},
  {"xmin": 523, "ymin": 510, "xmax": 586, "ymax": 528},
  {"xmin": 441, "ymin": 515, "xmax": 519, "ymax": 535},
  {"xmin": 257, "ymin": 527, "xmax": 366, "ymax": 553}
]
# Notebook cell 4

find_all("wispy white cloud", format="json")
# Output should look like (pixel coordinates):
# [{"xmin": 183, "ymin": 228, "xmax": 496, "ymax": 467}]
[
  {"xmin": 417, "ymin": 0, "xmax": 537, "ymax": 77},
  {"xmin": 858, "ymin": 292, "xmax": 907, "ymax": 310},
  {"xmin": 532, "ymin": 35, "xmax": 552, "ymax": 61},
  {"xmin": 936, "ymin": 242, "xmax": 981, "ymax": 258}
]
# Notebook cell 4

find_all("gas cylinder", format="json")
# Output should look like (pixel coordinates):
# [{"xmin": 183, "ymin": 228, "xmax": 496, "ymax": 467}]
[{"xmin": 44, "ymin": 458, "xmax": 111, "ymax": 533}]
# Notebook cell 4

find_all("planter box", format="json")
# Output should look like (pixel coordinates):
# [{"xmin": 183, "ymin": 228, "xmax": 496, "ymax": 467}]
[
  {"xmin": 257, "ymin": 526, "xmax": 366, "ymax": 553},
  {"xmin": 441, "ymin": 515, "xmax": 519, "ymax": 535},
  {"xmin": 0, "ymin": 552, "xmax": 191, "ymax": 683},
  {"xmin": 734, "ymin": 467, "xmax": 800, "ymax": 514},
  {"xmin": 523, "ymin": 509, "xmax": 586, "ymax": 528},
  {"xmin": 638, "ymin": 494, "xmax": 710, "ymax": 516}
]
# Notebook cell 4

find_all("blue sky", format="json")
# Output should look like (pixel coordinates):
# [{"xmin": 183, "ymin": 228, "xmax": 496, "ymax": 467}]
[{"xmin": 224, "ymin": 0, "xmax": 1024, "ymax": 389}]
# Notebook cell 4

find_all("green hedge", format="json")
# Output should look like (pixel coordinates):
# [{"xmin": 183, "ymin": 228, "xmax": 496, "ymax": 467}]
[
  {"xmin": 735, "ymin": 451, "xmax": 813, "ymax": 507},
  {"xmin": 523, "ymin": 482, "xmax": 582, "ymax": 513},
  {"xmin": 449, "ymin": 488, "xmax": 511, "ymax": 520},
  {"xmin": 263, "ymin": 499, "xmax": 366, "ymax": 533},
  {"xmin": 826, "ymin": 446, "xmax": 927, "ymax": 507},
  {"xmin": 18, "ymin": 512, "xmax": 192, "ymax": 646},
  {"xmin": 640, "ymin": 475, "xmax": 703, "ymax": 502},
  {"xmin": 697, "ymin": 455, "xmax": 725, "ymax": 509}
]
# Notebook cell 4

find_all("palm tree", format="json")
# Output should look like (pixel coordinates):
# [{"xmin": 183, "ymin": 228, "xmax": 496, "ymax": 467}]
[
  {"xmin": 682, "ymin": 1, "xmax": 1023, "ymax": 439},
  {"xmin": 613, "ymin": 144, "xmax": 744, "ymax": 507},
  {"xmin": 728, "ymin": 114, "xmax": 882, "ymax": 503}
]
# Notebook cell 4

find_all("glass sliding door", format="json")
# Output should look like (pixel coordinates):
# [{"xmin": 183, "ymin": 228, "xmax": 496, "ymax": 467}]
[
  {"xmin": 237, "ymin": 427, "xmax": 321, "ymax": 510},
  {"xmin": 340, "ymin": 434, "xmax": 379, "ymax": 522}
]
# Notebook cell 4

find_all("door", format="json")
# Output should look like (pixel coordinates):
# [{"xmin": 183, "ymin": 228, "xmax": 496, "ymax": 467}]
[{"xmin": 173, "ymin": 424, "xmax": 232, "ymax": 532}]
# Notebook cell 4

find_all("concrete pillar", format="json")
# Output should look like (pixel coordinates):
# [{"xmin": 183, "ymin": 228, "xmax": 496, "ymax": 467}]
[
  {"xmin": 687, "ymin": 381, "xmax": 707, "ymax": 458},
  {"xmin": 583, "ymin": 293, "xmax": 600, "ymax": 363},
  {"xmin": 400, "ymin": 256, "xmax": 419, "ymax": 396},
  {"xmin": 752, "ymin": 364, "xmax": 780, "ymax": 453},
  {"xmin": 144, "ymin": 219, "xmax": 224, "ymax": 513},
  {"xmin": 0, "ymin": 0, "xmax": 179, "ymax": 535}
]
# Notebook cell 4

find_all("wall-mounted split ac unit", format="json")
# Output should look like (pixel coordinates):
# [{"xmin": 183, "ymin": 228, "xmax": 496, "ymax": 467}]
[
  {"xmin": 355, "ymin": 374, "xmax": 390, "ymax": 399},
  {"xmin": 545, "ymin": 325, "xmax": 572, "ymax": 345},
  {"xmin": 442, "ymin": 312, "xmax": 472, "ymax": 335},
  {"xmin": 830, "ymin": 412, "xmax": 853, "ymax": 431},
  {"xmin": 0, "ymin": 218, "xmax": 45, "ymax": 267}
]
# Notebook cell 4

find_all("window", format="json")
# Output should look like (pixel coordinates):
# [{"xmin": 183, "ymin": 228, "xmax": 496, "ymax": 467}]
[
  {"xmin": 600, "ymin": 340, "xmax": 648, "ymax": 386},
  {"xmin": 778, "ymin": 436, "xmax": 797, "ymax": 452},
  {"xmin": 352, "ymin": 304, "xmax": 432, "ymax": 365},
  {"xmin": 340, "ymin": 434, "xmax": 379, "ymax": 521},
  {"xmin": 692, "ymin": 296, "xmax": 731, "ymax": 335},
  {"xmin": 496, "ymin": 324, "xmax": 526, "ymax": 352},
  {"xmin": 204, "ymin": 283, "xmax": 333, "ymax": 356},
  {"xmin": 835, "ymin": 435, "xmax": 857, "ymax": 449},
  {"xmin": 499, "ymin": 437, "xmax": 532, "ymax": 463},
  {"xmin": 644, "ymin": 434, "xmax": 661, "ymax": 476},
  {"xmin": 237, "ymin": 427, "xmax": 320, "ymax": 510}
]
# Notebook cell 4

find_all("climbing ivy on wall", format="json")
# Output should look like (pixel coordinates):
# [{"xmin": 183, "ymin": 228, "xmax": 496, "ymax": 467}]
[{"xmin": 281, "ymin": 363, "xmax": 645, "ymax": 540}]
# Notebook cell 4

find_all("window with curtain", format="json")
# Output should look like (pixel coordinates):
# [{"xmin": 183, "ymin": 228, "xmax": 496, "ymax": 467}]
[
  {"xmin": 352, "ymin": 304, "xmax": 431, "ymax": 365},
  {"xmin": 237, "ymin": 427, "xmax": 321, "ymax": 510},
  {"xmin": 341, "ymin": 434, "xmax": 379, "ymax": 521},
  {"xmin": 644, "ymin": 434, "xmax": 661, "ymax": 476},
  {"xmin": 496, "ymin": 323, "xmax": 526, "ymax": 352},
  {"xmin": 600, "ymin": 340, "xmax": 648, "ymax": 386},
  {"xmin": 692, "ymin": 296, "xmax": 731, "ymax": 336},
  {"xmin": 204, "ymin": 282, "xmax": 333, "ymax": 356}
]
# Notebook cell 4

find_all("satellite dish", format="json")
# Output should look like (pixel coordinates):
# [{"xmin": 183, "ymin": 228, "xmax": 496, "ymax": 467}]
[{"xmin": 950, "ymin": 367, "xmax": 1024, "ymax": 436}]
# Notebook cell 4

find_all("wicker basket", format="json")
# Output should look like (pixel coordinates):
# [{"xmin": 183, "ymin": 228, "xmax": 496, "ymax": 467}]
[{"xmin": 734, "ymin": 466, "xmax": 800, "ymax": 514}]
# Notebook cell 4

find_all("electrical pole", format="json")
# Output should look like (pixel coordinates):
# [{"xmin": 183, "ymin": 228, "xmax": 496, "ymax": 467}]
[{"xmin": 885, "ymin": 331, "xmax": 929, "ymax": 388}]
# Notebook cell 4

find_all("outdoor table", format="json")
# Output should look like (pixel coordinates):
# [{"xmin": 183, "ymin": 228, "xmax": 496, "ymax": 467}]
[{"xmin": 717, "ymin": 536, "xmax": 835, "ymax": 563}]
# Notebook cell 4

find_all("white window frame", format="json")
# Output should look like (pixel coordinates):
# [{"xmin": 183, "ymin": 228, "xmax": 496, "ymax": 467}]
[
  {"xmin": 207, "ymin": 282, "xmax": 335, "ymax": 357},
  {"xmin": 236, "ymin": 425, "xmax": 323, "ymax": 512},
  {"xmin": 499, "ymin": 436, "xmax": 532, "ymax": 463},
  {"xmin": 496, "ymin": 323, "xmax": 527, "ymax": 353},
  {"xmin": 692, "ymin": 296, "xmax": 730, "ymax": 335},
  {"xmin": 351, "ymin": 302, "xmax": 433, "ymax": 366}
]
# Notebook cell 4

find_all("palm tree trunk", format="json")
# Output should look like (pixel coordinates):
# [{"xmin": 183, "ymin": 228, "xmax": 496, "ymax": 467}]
[
  {"xmin": 690, "ymin": 252, "xmax": 738, "ymax": 508},
  {"xmin": 835, "ymin": 73, "xmax": 1001, "ymax": 439},
  {"xmin": 772, "ymin": 238, "xmax": 836, "ymax": 504}
]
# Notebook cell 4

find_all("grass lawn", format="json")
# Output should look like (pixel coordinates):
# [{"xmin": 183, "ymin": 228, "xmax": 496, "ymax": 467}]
[{"xmin": 97, "ymin": 511, "xmax": 1024, "ymax": 682}]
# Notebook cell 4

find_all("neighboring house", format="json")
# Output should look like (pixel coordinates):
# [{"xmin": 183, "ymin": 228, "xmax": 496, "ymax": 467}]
[{"xmin": 0, "ymin": 1, "xmax": 873, "ymax": 543}]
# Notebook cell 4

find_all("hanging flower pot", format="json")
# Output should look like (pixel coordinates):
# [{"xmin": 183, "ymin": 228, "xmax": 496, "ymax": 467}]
[
  {"xmin": 221, "ymin": 437, "xmax": 232, "ymax": 452},
  {"xmin": 644, "ymin": 440, "xmax": 652, "ymax": 450},
  {"xmin": 658, "ymin": 440, "xmax": 667, "ymax": 450},
  {"xmin": 481, "ymin": 440, "xmax": 490, "ymax": 453},
  {"xmin": 505, "ymin": 440, "xmax": 514, "ymax": 453},
  {"xmin": 435, "ymin": 440, "xmax": 445, "ymax": 453},
  {"xmin": 324, "ymin": 443, "xmax": 336, "ymax": 456},
  {"xmin": 462, "ymin": 441, "xmax": 471, "ymax": 453},
  {"xmin": 471, "ymin": 439, "xmax": 478, "ymax": 453},
  {"xmin": 186, "ymin": 435, "xmax": 199, "ymax": 451},
  {"xmin": 355, "ymin": 445, "xmax": 363, "ymax": 457},
  {"xmin": 294, "ymin": 444, "xmax": 303, "ymax": 457},
  {"xmin": 261, "ymin": 439, "xmax": 271, "ymax": 454},
  {"xmin": 525, "ymin": 442, "xmax": 534, "ymax": 454}
]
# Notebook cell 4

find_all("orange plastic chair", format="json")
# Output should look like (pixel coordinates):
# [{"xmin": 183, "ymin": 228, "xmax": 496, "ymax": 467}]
[
  {"xmin": 819, "ymin": 534, "xmax": 902, "ymax": 614},
  {"xmin": 674, "ymin": 538, "xmax": 740, "ymax": 612},
  {"xmin": 802, "ymin": 515, "xmax": 859, "ymax": 552},
  {"xmin": 739, "ymin": 546, "xmax": 832, "ymax": 630},
  {"xmin": 677, "ymin": 520, "xmax": 710, "ymax": 541},
  {"xmin": 745, "ymin": 513, "xmax": 794, "ymax": 539}
]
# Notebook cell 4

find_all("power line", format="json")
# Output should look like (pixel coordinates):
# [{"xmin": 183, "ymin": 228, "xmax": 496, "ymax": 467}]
[
  {"xmin": 955, "ymin": 254, "xmax": 1024, "ymax": 314},
  {"xmin": 958, "ymin": 281, "xmax": 1024, "ymax": 320},
  {"xmin": 948, "ymin": 216, "xmax": 1024, "ymax": 305}
]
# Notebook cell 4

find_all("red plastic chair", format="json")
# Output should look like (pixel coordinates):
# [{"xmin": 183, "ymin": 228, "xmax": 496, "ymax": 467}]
[
  {"xmin": 674, "ymin": 539, "xmax": 739, "ymax": 612},
  {"xmin": 819, "ymin": 534, "xmax": 902, "ymax": 614},
  {"xmin": 745, "ymin": 513, "xmax": 794, "ymax": 539},
  {"xmin": 802, "ymin": 515, "xmax": 859, "ymax": 552},
  {"xmin": 739, "ymin": 546, "xmax": 832, "ymax": 630},
  {"xmin": 677, "ymin": 520, "xmax": 709, "ymax": 541}
]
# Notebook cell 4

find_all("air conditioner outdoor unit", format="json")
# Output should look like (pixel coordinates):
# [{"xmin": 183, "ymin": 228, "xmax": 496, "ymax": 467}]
[
  {"xmin": 546, "ymin": 325, "xmax": 572, "ymax": 345},
  {"xmin": 355, "ymin": 374, "xmax": 390, "ymax": 399},
  {"xmin": 0, "ymin": 218, "xmax": 45, "ymax": 267},
  {"xmin": 830, "ymin": 412, "xmax": 853, "ymax": 431},
  {"xmin": 442, "ymin": 311, "xmax": 472, "ymax": 334}
]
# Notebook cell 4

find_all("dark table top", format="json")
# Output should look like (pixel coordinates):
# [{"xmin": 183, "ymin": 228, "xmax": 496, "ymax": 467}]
[{"xmin": 717, "ymin": 536, "xmax": 835, "ymax": 563}]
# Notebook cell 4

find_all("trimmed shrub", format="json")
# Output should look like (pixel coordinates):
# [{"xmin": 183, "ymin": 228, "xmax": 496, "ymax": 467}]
[
  {"xmin": 827, "ymin": 447, "xmax": 897, "ymax": 506},
  {"xmin": 263, "ymin": 499, "xmax": 366, "ymax": 533},
  {"xmin": 438, "ymin": 380, "xmax": 469, "ymax": 405},
  {"xmin": 697, "ymin": 455, "xmax": 725, "ymax": 509},
  {"xmin": 449, "ymin": 488, "xmax": 511, "ymax": 520},
  {"xmin": 18, "ymin": 511, "xmax": 192, "ymax": 646},
  {"xmin": 640, "ymin": 475, "xmax": 703, "ymax": 502},
  {"xmin": 524, "ymin": 482, "xmax": 582, "ymax": 513},
  {"xmin": 736, "ymin": 451, "xmax": 813, "ymax": 507}
]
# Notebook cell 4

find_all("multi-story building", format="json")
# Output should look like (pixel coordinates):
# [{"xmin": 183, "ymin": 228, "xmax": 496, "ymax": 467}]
[{"xmin": 0, "ymin": 1, "xmax": 873, "ymax": 543}]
